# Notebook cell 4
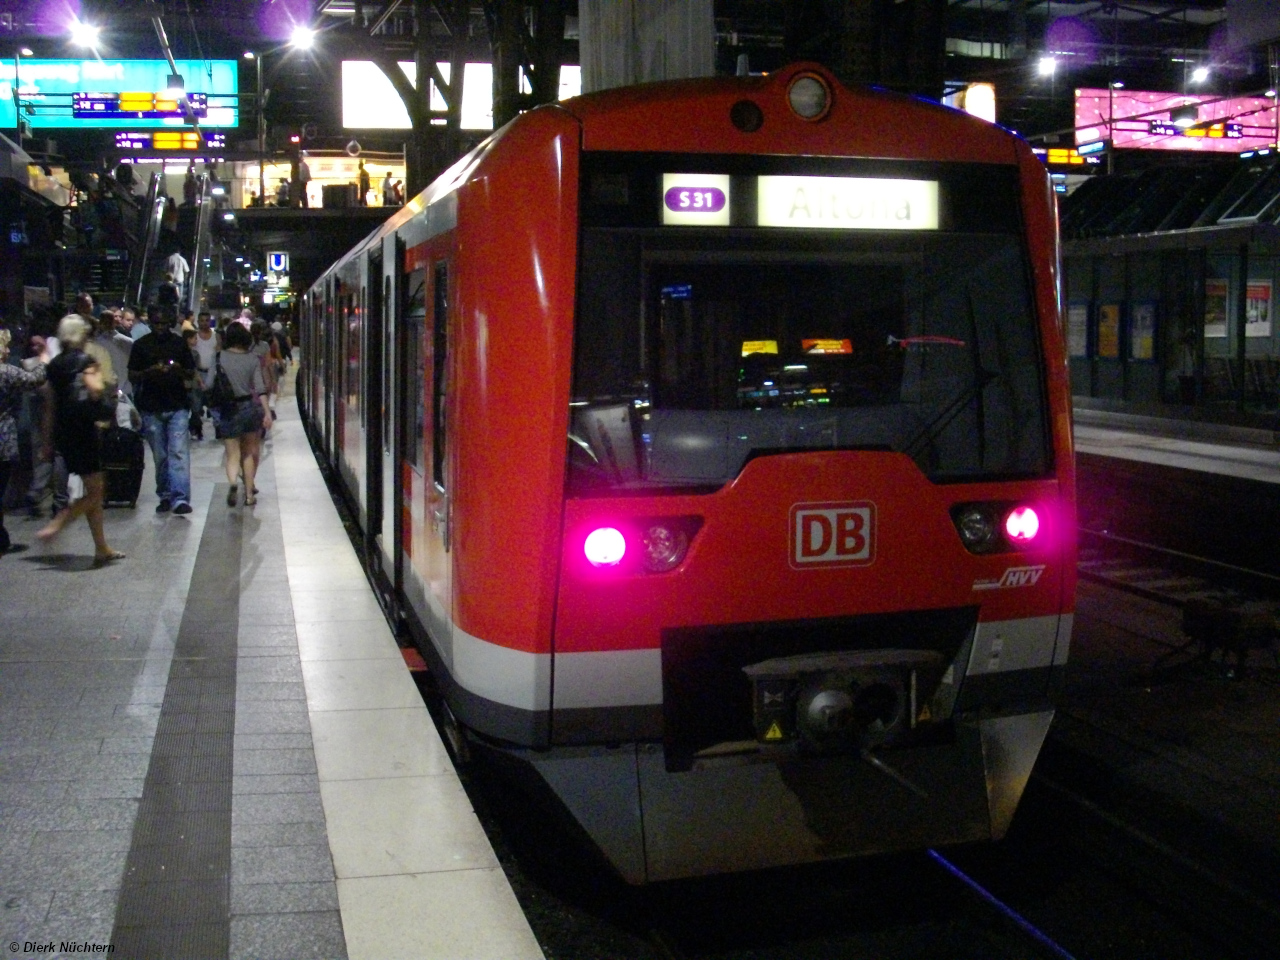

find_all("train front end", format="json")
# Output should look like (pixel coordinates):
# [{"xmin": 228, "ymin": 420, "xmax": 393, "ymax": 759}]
[{"xmin": 523, "ymin": 66, "xmax": 1075, "ymax": 883}]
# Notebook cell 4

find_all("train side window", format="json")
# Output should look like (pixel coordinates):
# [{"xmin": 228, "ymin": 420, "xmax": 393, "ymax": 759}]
[
  {"xmin": 402, "ymin": 268, "xmax": 427, "ymax": 471},
  {"xmin": 432, "ymin": 262, "xmax": 449, "ymax": 490}
]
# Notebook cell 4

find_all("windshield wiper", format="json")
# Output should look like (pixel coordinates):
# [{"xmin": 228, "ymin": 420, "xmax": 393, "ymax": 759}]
[{"xmin": 903, "ymin": 289, "xmax": 996, "ymax": 461}]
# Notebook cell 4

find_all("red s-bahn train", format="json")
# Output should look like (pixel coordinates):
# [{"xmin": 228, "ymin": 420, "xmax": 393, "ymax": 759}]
[{"xmin": 298, "ymin": 62, "xmax": 1076, "ymax": 884}]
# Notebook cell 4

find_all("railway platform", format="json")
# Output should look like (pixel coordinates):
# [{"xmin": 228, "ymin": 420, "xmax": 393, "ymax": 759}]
[
  {"xmin": 0, "ymin": 372, "xmax": 544, "ymax": 960},
  {"xmin": 1073, "ymin": 403, "xmax": 1280, "ymax": 483}
]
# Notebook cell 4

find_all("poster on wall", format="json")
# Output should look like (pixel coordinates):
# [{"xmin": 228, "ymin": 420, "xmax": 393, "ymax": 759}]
[
  {"xmin": 1130, "ymin": 302, "xmax": 1155, "ymax": 360},
  {"xmin": 1246, "ymin": 280, "xmax": 1273, "ymax": 338},
  {"xmin": 1204, "ymin": 279, "xmax": 1228, "ymax": 337},
  {"xmin": 1067, "ymin": 304, "xmax": 1089, "ymax": 357},
  {"xmin": 1097, "ymin": 304, "xmax": 1121, "ymax": 358}
]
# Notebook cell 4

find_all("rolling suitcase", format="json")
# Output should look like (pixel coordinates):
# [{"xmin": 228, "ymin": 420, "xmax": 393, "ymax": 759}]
[{"xmin": 101, "ymin": 426, "xmax": 146, "ymax": 508}]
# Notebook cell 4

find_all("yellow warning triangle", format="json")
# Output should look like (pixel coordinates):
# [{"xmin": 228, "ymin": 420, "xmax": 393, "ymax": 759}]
[
  {"xmin": 917, "ymin": 705, "xmax": 932, "ymax": 722},
  {"xmin": 764, "ymin": 721, "xmax": 784, "ymax": 741}
]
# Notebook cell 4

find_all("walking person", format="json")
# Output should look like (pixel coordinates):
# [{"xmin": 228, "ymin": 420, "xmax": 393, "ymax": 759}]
[
  {"xmin": 128, "ymin": 312, "xmax": 197, "ymax": 515},
  {"xmin": 21, "ymin": 336, "xmax": 68, "ymax": 519},
  {"xmin": 357, "ymin": 161, "xmax": 370, "ymax": 206},
  {"xmin": 34, "ymin": 316, "xmax": 126, "ymax": 564},
  {"xmin": 298, "ymin": 152, "xmax": 312, "ymax": 208},
  {"xmin": 250, "ymin": 320, "xmax": 279, "ymax": 420},
  {"xmin": 0, "ymin": 330, "xmax": 48, "ymax": 554},
  {"xmin": 213, "ymin": 322, "xmax": 272, "ymax": 507},
  {"xmin": 191, "ymin": 312, "xmax": 217, "ymax": 439}
]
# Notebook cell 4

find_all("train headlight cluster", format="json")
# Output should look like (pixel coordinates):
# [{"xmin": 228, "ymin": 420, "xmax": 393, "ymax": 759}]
[
  {"xmin": 951, "ymin": 502, "xmax": 1042, "ymax": 554},
  {"xmin": 582, "ymin": 518, "xmax": 702, "ymax": 573}
]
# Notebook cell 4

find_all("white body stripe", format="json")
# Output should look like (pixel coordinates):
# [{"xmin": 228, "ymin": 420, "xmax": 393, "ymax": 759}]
[
  {"xmin": 435, "ymin": 614, "xmax": 1069, "ymax": 713},
  {"xmin": 966, "ymin": 615, "xmax": 1060, "ymax": 675},
  {"xmin": 553, "ymin": 649, "xmax": 664, "ymax": 708}
]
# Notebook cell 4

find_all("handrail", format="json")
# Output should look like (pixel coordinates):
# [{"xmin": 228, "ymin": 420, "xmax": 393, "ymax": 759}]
[
  {"xmin": 126, "ymin": 171, "xmax": 165, "ymax": 307},
  {"xmin": 186, "ymin": 174, "xmax": 216, "ymax": 314}
]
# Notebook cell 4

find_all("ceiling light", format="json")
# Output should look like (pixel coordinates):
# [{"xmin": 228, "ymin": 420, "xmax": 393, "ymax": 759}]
[
  {"xmin": 242, "ymin": 51, "xmax": 256, "ymax": 60},
  {"xmin": 289, "ymin": 26, "xmax": 315, "ymax": 50},
  {"xmin": 164, "ymin": 74, "xmax": 184, "ymax": 96},
  {"xmin": 1037, "ymin": 56, "xmax": 1057, "ymax": 77},
  {"xmin": 69, "ymin": 20, "xmax": 100, "ymax": 48},
  {"xmin": 1110, "ymin": 81, "xmax": 1124, "ymax": 89},
  {"xmin": 1191, "ymin": 67, "xmax": 1210, "ymax": 83},
  {"xmin": 1170, "ymin": 104, "xmax": 1199, "ymax": 128}
]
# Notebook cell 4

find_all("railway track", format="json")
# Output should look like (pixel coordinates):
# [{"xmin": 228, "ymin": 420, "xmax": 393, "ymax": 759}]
[{"xmin": 1078, "ymin": 527, "xmax": 1280, "ymax": 606}]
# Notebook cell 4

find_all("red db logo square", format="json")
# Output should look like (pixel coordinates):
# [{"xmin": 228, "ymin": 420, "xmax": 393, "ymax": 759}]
[{"xmin": 790, "ymin": 501, "xmax": 876, "ymax": 569}]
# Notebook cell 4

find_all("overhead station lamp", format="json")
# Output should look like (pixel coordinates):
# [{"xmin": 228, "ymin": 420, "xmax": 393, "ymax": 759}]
[
  {"xmin": 1037, "ymin": 56, "xmax": 1057, "ymax": 77},
  {"xmin": 1170, "ymin": 104, "xmax": 1199, "ymax": 128},
  {"xmin": 1191, "ymin": 66, "xmax": 1210, "ymax": 83},
  {"xmin": 69, "ymin": 19, "xmax": 100, "ymax": 48},
  {"xmin": 164, "ymin": 73, "xmax": 185, "ymax": 97},
  {"xmin": 289, "ymin": 26, "xmax": 315, "ymax": 50}
]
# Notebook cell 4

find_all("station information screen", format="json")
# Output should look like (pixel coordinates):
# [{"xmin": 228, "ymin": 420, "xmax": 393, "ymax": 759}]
[
  {"xmin": 75, "ymin": 91, "xmax": 208, "ymax": 120},
  {"xmin": 1, "ymin": 59, "xmax": 238, "ymax": 129},
  {"xmin": 115, "ymin": 131, "xmax": 227, "ymax": 151}
]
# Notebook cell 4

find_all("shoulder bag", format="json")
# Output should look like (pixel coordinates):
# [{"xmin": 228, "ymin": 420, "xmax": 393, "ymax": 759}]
[{"xmin": 208, "ymin": 353, "xmax": 237, "ymax": 407}]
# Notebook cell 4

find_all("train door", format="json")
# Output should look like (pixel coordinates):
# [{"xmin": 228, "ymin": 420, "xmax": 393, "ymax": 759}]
[
  {"xmin": 396, "ymin": 262, "xmax": 433, "ymax": 633},
  {"xmin": 329, "ymin": 279, "xmax": 345, "ymax": 468},
  {"xmin": 365, "ymin": 247, "xmax": 384, "ymax": 571},
  {"xmin": 426, "ymin": 259, "xmax": 453, "ymax": 616},
  {"xmin": 321, "ymin": 278, "xmax": 333, "ymax": 457},
  {"xmin": 385, "ymin": 238, "xmax": 404, "ymax": 594}
]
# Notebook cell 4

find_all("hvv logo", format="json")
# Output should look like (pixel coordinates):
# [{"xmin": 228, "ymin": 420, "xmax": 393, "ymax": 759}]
[
  {"xmin": 972, "ymin": 565, "xmax": 1047, "ymax": 591},
  {"xmin": 789, "ymin": 501, "xmax": 876, "ymax": 569}
]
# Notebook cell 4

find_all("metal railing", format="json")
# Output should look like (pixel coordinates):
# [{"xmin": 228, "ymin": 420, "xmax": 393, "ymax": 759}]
[{"xmin": 126, "ymin": 171, "xmax": 165, "ymax": 307}]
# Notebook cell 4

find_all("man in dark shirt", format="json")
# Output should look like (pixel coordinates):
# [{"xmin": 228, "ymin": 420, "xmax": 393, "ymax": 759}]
[{"xmin": 127, "ymin": 314, "xmax": 197, "ymax": 514}]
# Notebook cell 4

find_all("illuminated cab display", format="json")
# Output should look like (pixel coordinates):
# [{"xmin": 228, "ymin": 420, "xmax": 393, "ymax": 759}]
[
  {"xmin": 569, "ymin": 157, "xmax": 1049, "ymax": 496},
  {"xmin": 661, "ymin": 174, "xmax": 731, "ymax": 226}
]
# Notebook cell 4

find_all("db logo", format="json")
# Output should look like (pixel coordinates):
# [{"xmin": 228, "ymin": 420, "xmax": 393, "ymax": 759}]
[{"xmin": 790, "ymin": 501, "xmax": 876, "ymax": 569}]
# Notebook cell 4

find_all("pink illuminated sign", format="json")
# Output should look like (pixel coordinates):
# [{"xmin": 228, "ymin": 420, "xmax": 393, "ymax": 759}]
[{"xmin": 1075, "ymin": 88, "xmax": 1279, "ymax": 153}]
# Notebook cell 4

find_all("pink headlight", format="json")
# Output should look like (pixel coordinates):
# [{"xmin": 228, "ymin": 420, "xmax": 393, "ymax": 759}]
[
  {"xmin": 1004, "ymin": 506, "xmax": 1040, "ymax": 543},
  {"xmin": 584, "ymin": 527, "xmax": 627, "ymax": 567}
]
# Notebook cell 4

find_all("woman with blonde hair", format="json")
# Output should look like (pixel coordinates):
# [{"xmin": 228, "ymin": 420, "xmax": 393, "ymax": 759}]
[
  {"xmin": 35, "ymin": 315, "xmax": 125, "ymax": 563},
  {"xmin": 0, "ymin": 329, "xmax": 49, "ymax": 554}
]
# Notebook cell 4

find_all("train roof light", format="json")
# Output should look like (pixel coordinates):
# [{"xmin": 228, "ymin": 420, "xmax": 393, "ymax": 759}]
[
  {"xmin": 1005, "ymin": 506, "xmax": 1040, "ymax": 543},
  {"xmin": 584, "ymin": 527, "xmax": 626, "ymax": 567},
  {"xmin": 787, "ymin": 73, "xmax": 831, "ymax": 122}
]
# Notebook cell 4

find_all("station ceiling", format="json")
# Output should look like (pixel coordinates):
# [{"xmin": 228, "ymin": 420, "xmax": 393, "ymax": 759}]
[{"xmin": 7, "ymin": 1, "xmax": 1270, "ymax": 155}]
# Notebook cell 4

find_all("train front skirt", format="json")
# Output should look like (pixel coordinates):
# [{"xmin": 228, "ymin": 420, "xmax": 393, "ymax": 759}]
[{"xmin": 522, "ymin": 708, "xmax": 1054, "ymax": 883}]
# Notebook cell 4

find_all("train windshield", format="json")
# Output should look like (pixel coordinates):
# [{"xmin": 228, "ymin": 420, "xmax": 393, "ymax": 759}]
[{"xmin": 569, "ymin": 167, "xmax": 1049, "ymax": 496}]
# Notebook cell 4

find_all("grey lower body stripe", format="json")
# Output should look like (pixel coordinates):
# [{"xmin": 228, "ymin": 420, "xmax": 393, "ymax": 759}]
[{"xmin": 111, "ymin": 487, "xmax": 240, "ymax": 959}]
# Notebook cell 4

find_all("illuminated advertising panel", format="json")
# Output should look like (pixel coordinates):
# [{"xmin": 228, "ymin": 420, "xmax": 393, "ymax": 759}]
[
  {"xmin": 0, "ymin": 59, "xmax": 238, "ymax": 129},
  {"xmin": 1075, "ymin": 88, "xmax": 1279, "ymax": 153},
  {"xmin": 340, "ymin": 61, "xmax": 582, "ymax": 130},
  {"xmin": 757, "ymin": 176, "xmax": 939, "ymax": 230}
]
